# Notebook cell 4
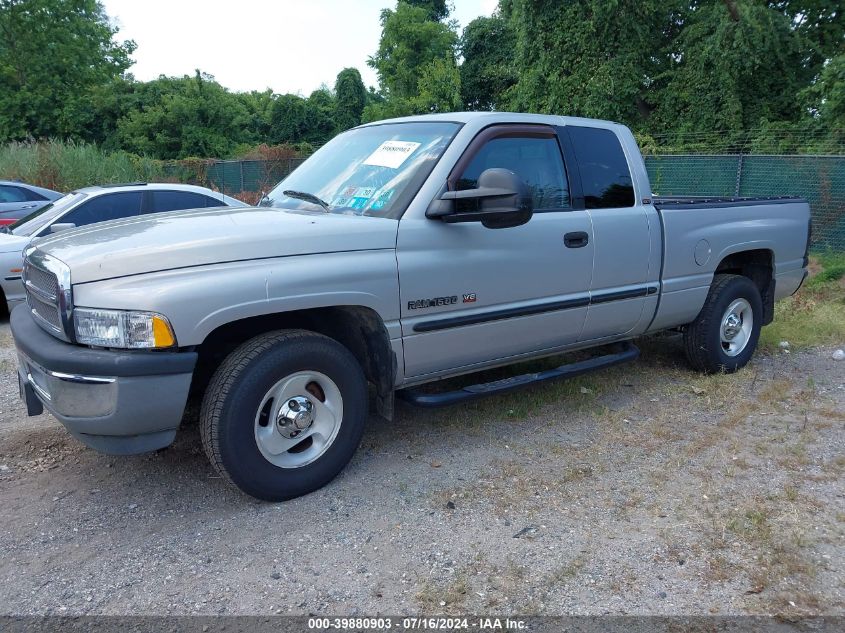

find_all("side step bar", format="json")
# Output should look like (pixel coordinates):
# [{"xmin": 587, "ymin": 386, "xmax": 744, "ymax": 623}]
[{"xmin": 397, "ymin": 341, "xmax": 640, "ymax": 408}]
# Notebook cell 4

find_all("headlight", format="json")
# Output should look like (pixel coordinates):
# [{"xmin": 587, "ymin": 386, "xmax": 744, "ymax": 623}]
[{"xmin": 73, "ymin": 308, "xmax": 176, "ymax": 349}]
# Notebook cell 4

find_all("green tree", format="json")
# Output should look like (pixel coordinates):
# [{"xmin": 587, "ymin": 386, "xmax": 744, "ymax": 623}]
[
  {"xmin": 459, "ymin": 15, "xmax": 516, "ymax": 110},
  {"xmin": 768, "ymin": 1, "xmax": 844, "ymax": 71},
  {"xmin": 413, "ymin": 58, "xmax": 461, "ymax": 113},
  {"xmin": 79, "ymin": 76, "xmax": 143, "ymax": 149},
  {"xmin": 804, "ymin": 53, "xmax": 845, "ymax": 127},
  {"xmin": 650, "ymin": 1, "xmax": 807, "ymax": 140},
  {"xmin": 507, "ymin": 0, "xmax": 685, "ymax": 123},
  {"xmin": 269, "ymin": 94, "xmax": 309, "ymax": 145},
  {"xmin": 334, "ymin": 68, "xmax": 367, "ymax": 130},
  {"xmin": 361, "ymin": 98, "xmax": 415, "ymax": 124},
  {"xmin": 368, "ymin": 2, "xmax": 458, "ymax": 101},
  {"xmin": 0, "ymin": 0, "xmax": 136, "ymax": 141},
  {"xmin": 117, "ymin": 71, "xmax": 251, "ymax": 158},
  {"xmin": 304, "ymin": 88, "xmax": 337, "ymax": 144},
  {"xmin": 404, "ymin": 0, "xmax": 449, "ymax": 21},
  {"xmin": 237, "ymin": 89, "xmax": 275, "ymax": 143}
]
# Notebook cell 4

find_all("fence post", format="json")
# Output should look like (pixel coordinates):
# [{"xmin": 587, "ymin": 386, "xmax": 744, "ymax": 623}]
[
  {"xmin": 734, "ymin": 153, "xmax": 744, "ymax": 197},
  {"xmin": 239, "ymin": 161, "xmax": 245, "ymax": 193}
]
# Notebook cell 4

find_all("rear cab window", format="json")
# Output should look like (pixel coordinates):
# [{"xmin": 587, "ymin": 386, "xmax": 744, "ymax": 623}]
[{"xmin": 567, "ymin": 126, "xmax": 635, "ymax": 209}]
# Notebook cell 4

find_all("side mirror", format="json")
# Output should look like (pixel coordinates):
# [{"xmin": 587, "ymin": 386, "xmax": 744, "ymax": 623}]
[
  {"xmin": 49, "ymin": 222, "xmax": 76, "ymax": 234},
  {"xmin": 426, "ymin": 168, "xmax": 533, "ymax": 229}
]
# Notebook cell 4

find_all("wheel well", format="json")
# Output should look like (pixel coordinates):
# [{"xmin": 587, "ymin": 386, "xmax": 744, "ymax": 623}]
[
  {"xmin": 714, "ymin": 249, "xmax": 774, "ymax": 325},
  {"xmin": 191, "ymin": 306, "xmax": 396, "ymax": 417}
]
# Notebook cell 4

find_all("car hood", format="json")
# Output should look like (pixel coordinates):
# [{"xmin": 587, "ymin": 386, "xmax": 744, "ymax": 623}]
[
  {"xmin": 0, "ymin": 233, "xmax": 30, "ymax": 254},
  {"xmin": 32, "ymin": 206, "xmax": 399, "ymax": 284}
]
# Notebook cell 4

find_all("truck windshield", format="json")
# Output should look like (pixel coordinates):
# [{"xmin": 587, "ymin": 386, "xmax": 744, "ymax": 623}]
[{"xmin": 262, "ymin": 121, "xmax": 460, "ymax": 218}]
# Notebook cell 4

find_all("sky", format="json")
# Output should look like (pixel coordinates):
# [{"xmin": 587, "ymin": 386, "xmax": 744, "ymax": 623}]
[{"xmin": 100, "ymin": 0, "xmax": 498, "ymax": 96}]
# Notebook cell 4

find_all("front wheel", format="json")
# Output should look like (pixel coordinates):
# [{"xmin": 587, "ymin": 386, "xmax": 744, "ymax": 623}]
[
  {"xmin": 200, "ymin": 330, "xmax": 367, "ymax": 501},
  {"xmin": 683, "ymin": 274, "xmax": 763, "ymax": 374}
]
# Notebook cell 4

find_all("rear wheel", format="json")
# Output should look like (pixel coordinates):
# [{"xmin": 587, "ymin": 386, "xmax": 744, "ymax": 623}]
[
  {"xmin": 200, "ymin": 330, "xmax": 367, "ymax": 501},
  {"xmin": 683, "ymin": 274, "xmax": 762, "ymax": 374}
]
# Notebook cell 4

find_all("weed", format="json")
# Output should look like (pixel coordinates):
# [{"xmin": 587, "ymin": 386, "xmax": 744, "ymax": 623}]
[
  {"xmin": 760, "ymin": 256, "xmax": 845, "ymax": 349},
  {"xmin": 416, "ymin": 573, "xmax": 469, "ymax": 613}
]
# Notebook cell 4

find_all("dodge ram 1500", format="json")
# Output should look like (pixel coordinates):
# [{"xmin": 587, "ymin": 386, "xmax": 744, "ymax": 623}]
[{"xmin": 11, "ymin": 112, "xmax": 811, "ymax": 501}]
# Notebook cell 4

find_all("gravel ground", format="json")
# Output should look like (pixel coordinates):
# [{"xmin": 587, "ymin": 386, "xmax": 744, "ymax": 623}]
[{"xmin": 0, "ymin": 319, "xmax": 842, "ymax": 617}]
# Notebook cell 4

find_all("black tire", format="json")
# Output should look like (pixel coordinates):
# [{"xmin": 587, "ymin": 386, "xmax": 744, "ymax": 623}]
[
  {"xmin": 683, "ymin": 274, "xmax": 762, "ymax": 374},
  {"xmin": 200, "ymin": 330, "xmax": 367, "ymax": 501}
]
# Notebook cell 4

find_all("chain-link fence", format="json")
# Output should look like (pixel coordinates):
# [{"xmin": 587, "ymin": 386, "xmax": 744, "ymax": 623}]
[
  {"xmin": 645, "ymin": 154, "xmax": 845, "ymax": 251},
  {"xmin": 162, "ymin": 158, "xmax": 307, "ymax": 203},
  {"xmin": 167, "ymin": 153, "xmax": 845, "ymax": 251}
]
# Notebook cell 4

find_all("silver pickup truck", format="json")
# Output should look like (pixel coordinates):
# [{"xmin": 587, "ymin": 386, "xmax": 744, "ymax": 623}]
[{"xmin": 10, "ymin": 112, "xmax": 811, "ymax": 501}]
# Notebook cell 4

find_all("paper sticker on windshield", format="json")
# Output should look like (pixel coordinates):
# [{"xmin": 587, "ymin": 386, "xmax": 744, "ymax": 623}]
[
  {"xmin": 370, "ymin": 190, "xmax": 394, "ymax": 210},
  {"xmin": 363, "ymin": 141, "xmax": 421, "ymax": 169}
]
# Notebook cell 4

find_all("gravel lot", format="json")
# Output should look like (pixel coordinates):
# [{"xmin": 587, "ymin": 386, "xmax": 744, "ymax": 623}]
[{"xmin": 0, "ymin": 318, "xmax": 842, "ymax": 617}]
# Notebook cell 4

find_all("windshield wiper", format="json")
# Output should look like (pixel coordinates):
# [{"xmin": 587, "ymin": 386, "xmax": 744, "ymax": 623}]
[{"xmin": 283, "ymin": 190, "xmax": 331, "ymax": 212}]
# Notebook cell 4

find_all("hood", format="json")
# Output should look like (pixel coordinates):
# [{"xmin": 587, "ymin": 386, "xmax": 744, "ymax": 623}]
[
  {"xmin": 33, "ymin": 206, "xmax": 399, "ymax": 284},
  {"xmin": 0, "ymin": 233, "xmax": 30, "ymax": 254}
]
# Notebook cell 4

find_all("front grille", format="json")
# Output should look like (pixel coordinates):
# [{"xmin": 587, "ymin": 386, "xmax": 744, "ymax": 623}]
[
  {"xmin": 25, "ymin": 264, "xmax": 59, "ymax": 300},
  {"xmin": 27, "ymin": 288, "xmax": 62, "ymax": 330},
  {"xmin": 23, "ymin": 258, "xmax": 65, "ymax": 337}
]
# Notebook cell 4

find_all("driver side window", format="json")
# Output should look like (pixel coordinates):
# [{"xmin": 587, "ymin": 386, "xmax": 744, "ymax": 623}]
[{"xmin": 456, "ymin": 136, "xmax": 570, "ymax": 211}]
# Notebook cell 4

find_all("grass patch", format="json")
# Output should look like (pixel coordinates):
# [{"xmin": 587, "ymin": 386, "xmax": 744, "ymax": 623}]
[
  {"xmin": 760, "ymin": 255, "xmax": 845, "ymax": 350},
  {"xmin": 402, "ymin": 349, "xmax": 621, "ymax": 432},
  {"xmin": 416, "ymin": 573, "xmax": 469, "ymax": 612},
  {"xmin": 0, "ymin": 140, "xmax": 168, "ymax": 191},
  {"xmin": 805, "ymin": 252, "xmax": 845, "ymax": 287}
]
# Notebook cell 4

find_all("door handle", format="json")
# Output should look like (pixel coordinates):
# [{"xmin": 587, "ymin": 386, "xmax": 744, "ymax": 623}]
[{"xmin": 564, "ymin": 231, "xmax": 589, "ymax": 248}]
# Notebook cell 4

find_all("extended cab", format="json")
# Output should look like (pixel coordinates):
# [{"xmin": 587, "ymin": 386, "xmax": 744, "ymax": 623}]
[{"xmin": 10, "ymin": 113, "xmax": 811, "ymax": 501}]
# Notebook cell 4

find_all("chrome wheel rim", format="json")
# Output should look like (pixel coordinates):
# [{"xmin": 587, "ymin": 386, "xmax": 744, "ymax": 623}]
[
  {"xmin": 720, "ymin": 298, "xmax": 753, "ymax": 357},
  {"xmin": 254, "ymin": 371, "xmax": 343, "ymax": 469}
]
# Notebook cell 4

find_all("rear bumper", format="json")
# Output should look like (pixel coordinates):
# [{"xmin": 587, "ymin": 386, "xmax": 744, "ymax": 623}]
[
  {"xmin": 775, "ymin": 267, "xmax": 808, "ymax": 300},
  {"xmin": 11, "ymin": 304, "xmax": 197, "ymax": 454}
]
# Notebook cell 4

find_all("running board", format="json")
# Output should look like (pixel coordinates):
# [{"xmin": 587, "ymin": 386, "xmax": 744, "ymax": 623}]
[{"xmin": 397, "ymin": 342, "xmax": 640, "ymax": 408}]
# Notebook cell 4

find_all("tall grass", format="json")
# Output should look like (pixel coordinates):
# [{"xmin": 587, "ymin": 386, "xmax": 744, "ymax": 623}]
[
  {"xmin": 0, "ymin": 140, "xmax": 167, "ymax": 192},
  {"xmin": 760, "ymin": 254, "xmax": 845, "ymax": 350}
]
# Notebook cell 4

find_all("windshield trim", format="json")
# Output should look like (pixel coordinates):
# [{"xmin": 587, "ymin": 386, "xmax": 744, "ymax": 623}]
[{"xmin": 356, "ymin": 118, "xmax": 466, "ymax": 130}]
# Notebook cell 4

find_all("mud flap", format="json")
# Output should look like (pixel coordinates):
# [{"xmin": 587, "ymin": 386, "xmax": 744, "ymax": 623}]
[{"xmin": 18, "ymin": 374, "xmax": 44, "ymax": 416}]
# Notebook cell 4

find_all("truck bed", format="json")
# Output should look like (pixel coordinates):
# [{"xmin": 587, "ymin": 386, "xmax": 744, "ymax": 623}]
[{"xmin": 646, "ymin": 196, "xmax": 811, "ymax": 333}]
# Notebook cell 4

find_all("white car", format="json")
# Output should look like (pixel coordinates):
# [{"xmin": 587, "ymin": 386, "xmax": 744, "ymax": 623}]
[{"xmin": 0, "ymin": 183, "xmax": 245, "ymax": 313}]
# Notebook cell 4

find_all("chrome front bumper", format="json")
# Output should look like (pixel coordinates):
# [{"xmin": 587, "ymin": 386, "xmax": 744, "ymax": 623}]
[
  {"xmin": 18, "ymin": 352, "xmax": 118, "ymax": 419},
  {"xmin": 11, "ymin": 304, "xmax": 197, "ymax": 455}
]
